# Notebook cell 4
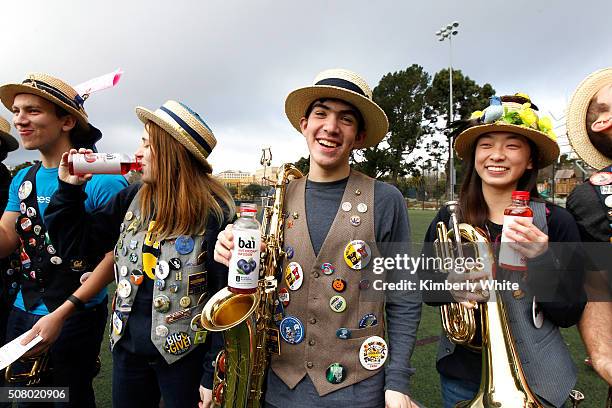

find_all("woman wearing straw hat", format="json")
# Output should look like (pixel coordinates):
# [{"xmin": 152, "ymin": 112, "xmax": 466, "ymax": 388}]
[
  {"xmin": 0, "ymin": 73, "xmax": 127, "ymax": 407},
  {"xmin": 23, "ymin": 100, "xmax": 235, "ymax": 408},
  {"xmin": 420, "ymin": 94, "xmax": 585, "ymax": 407},
  {"xmin": 566, "ymin": 68, "xmax": 612, "ymax": 386}
]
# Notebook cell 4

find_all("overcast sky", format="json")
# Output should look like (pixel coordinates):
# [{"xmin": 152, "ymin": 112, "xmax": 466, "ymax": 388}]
[{"xmin": 2, "ymin": 0, "xmax": 611, "ymax": 172}]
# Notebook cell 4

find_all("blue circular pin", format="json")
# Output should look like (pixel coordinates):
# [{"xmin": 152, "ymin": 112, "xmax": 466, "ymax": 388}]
[
  {"xmin": 175, "ymin": 235, "xmax": 195, "ymax": 254},
  {"xmin": 280, "ymin": 316, "xmax": 304, "ymax": 344},
  {"xmin": 359, "ymin": 313, "xmax": 378, "ymax": 328},
  {"xmin": 285, "ymin": 246, "xmax": 295, "ymax": 260}
]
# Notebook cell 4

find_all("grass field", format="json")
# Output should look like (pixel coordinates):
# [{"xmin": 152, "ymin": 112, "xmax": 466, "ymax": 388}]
[{"xmin": 91, "ymin": 209, "xmax": 609, "ymax": 407}]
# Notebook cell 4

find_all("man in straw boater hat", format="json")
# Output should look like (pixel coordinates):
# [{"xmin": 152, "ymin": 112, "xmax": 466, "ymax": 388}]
[
  {"xmin": 0, "ymin": 73, "xmax": 127, "ymax": 406},
  {"xmin": 214, "ymin": 69, "xmax": 422, "ymax": 407},
  {"xmin": 566, "ymin": 67, "xmax": 612, "ymax": 386}
]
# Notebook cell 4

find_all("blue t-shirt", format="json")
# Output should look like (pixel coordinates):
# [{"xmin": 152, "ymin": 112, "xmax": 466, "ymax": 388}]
[{"xmin": 5, "ymin": 165, "xmax": 127, "ymax": 315}]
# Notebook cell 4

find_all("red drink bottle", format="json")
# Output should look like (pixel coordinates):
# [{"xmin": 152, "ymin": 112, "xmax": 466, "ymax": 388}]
[
  {"xmin": 499, "ymin": 191, "xmax": 533, "ymax": 270},
  {"xmin": 69, "ymin": 153, "xmax": 142, "ymax": 175}
]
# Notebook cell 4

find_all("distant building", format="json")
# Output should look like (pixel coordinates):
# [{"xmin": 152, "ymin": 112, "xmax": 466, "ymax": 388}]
[{"xmin": 214, "ymin": 170, "xmax": 255, "ymax": 196}]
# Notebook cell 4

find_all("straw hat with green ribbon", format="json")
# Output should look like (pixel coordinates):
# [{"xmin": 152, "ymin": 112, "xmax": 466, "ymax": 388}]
[{"xmin": 454, "ymin": 94, "xmax": 559, "ymax": 168}]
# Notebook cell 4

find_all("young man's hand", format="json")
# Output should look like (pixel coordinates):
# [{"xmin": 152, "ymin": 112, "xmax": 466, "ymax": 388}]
[{"xmin": 385, "ymin": 390, "xmax": 418, "ymax": 408}]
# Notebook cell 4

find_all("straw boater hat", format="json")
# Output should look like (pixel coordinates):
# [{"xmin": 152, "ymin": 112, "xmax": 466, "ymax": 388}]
[
  {"xmin": 0, "ymin": 73, "xmax": 102, "ymax": 149},
  {"xmin": 454, "ymin": 94, "xmax": 560, "ymax": 168},
  {"xmin": 135, "ymin": 100, "xmax": 216, "ymax": 170},
  {"xmin": 285, "ymin": 68, "xmax": 389, "ymax": 148},
  {"xmin": 0, "ymin": 116, "xmax": 18, "ymax": 152},
  {"xmin": 566, "ymin": 67, "xmax": 612, "ymax": 170}
]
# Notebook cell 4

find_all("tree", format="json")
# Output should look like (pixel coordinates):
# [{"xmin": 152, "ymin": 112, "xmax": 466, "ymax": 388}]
[
  {"xmin": 10, "ymin": 161, "xmax": 36, "ymax": 177},
  {"xmin": 352, "ymin": 64, "xmax": 431, "ymax": 185},
  {"xmin": 293, "ymin": 156, "xmax": 310, "ymax": 175},
  {"xmin": 423, "ymin": 69, "xmax": 495, "ymax": 190},
  {"xmin": 242, "ymin": 183, "xmax": 264, "ymax": 201}
]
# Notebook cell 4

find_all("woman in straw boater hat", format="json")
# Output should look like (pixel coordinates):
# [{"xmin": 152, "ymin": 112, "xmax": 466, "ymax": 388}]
[
  {"xmin": 0, "ymin": 73, "xmax": 126, "ymax": 407},
  {"xmin": 214, "ymin": 69, "xmax": 422, "ymax": 408},
  {"xmin": 23, "ymin": 100, "xmax": 235, "ymax": 408},
  {"xmin": 420, "ymin": 94, "xmax": 586, "ymax": 407},
  {"xmin": 565, "ymin": 68, "xmax": 612, "ymax": 386}
]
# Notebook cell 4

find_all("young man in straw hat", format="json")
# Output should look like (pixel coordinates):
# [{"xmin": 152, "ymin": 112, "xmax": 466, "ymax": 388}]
[
  {"xmin": 566, "ymin": 67, "xmax": 612, "ymax": 386},
  {"xmin": 214, "ymin": 69, "xmax": 421, "ymax": 408},
  {"xmin": 0, "ymin": 73, "xmax": 127, "ymax": 406}
]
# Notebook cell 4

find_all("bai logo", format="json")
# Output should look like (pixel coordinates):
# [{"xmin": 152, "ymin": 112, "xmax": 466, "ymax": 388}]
[{"xmin": 238, "ymin": 236, "xmax": 255, "ymax": 249}]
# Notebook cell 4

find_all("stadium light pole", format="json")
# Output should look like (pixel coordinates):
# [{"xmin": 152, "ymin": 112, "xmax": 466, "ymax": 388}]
[{"xmin": 436, "ymin": 21, "xmax": 459, "ymax": 199}]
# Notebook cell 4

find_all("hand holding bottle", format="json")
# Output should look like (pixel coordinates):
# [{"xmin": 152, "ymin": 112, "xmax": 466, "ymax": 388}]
[{"xmin": 59, "ymin": 148, "xmax": 94, "ymax": 186}]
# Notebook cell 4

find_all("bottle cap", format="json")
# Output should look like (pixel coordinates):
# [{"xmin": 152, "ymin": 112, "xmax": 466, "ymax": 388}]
[
  {"xmin": 512, "ymin": 191, "xmax": 530, "ymax": 201},
  {"xmin": 240, "ymin": 203, "xmax": 258, "ymax": 214}
]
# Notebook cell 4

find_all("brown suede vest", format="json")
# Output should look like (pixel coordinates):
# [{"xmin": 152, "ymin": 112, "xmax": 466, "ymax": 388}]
[{"xmin": 271, "ymin": 170, "xmax": 385, "ymax": 396}]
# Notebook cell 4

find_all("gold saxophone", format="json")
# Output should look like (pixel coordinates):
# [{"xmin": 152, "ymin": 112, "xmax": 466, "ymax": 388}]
[
  {"xmin": 435, "ymin": 200, "xmax": 544, "ymax": 407},
  {"xmin": 201, "ymin": 164, "xmax": 303, "ymax": 407}
]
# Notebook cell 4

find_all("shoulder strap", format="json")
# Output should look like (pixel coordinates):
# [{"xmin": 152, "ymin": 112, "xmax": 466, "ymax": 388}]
[{"xmin": 529, "ymin": 201, "xmax": 548, "ymax": 235}]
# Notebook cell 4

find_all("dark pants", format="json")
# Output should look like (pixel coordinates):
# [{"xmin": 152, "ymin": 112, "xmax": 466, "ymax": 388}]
[
  {"xmin": 112, "ymin": 342, "xmax": 206, "ymax": 408},
  {"xmin": 5, "ymin": 301, "xmax": 108, "ymax": 408}
]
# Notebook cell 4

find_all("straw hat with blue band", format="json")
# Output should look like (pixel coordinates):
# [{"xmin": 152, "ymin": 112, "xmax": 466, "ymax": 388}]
[
  {"xmin": 0, "ymin": 116, "xmax": 19, "ymax": 152},
  {"xmin": 285, "ymin": 68, "xmax": 389, "ymax": 148},
  {"xmin": 135, "ymin": 100, "xmax": 217, "ymax": 169},
  {"xmin": 0, "ymin": 73, "xmax": 102, "ymax": 150}
]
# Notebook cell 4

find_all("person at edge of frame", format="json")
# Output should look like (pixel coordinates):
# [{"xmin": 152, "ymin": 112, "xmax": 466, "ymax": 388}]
[
  {"xmin": 0, "ymin": 115, "xmax": 20, "ymax": 408},
  {"xmin": 566, "ymin": 67, "xmax": 612, "ymax": 387}
]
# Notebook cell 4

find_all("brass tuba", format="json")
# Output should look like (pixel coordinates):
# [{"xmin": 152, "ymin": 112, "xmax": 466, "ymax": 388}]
[
  {"xmin": 4, "ymin": 352, "xmax": 51, "ymax": 386},
  {"xmin": 201, "ymin": 164, "xmax": 303, "ymax": 407},
  {"xmin": 435, "ymin": 201, "xmax": 543, "ymax": 407}
]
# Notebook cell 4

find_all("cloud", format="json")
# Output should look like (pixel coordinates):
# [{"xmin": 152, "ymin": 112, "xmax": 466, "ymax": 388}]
[{"xmin": 2, "ymin": 0, "xmax": 611, "ymax": 168}]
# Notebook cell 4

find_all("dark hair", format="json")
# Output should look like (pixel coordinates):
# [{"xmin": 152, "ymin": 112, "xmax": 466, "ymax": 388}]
[
  {"xmin": 459, "ymin": 136, "xmax": 541, "ymax": 228},
  {"xmin": 304, "ymin": 98, "xmax": 365, "ymax": 133}
]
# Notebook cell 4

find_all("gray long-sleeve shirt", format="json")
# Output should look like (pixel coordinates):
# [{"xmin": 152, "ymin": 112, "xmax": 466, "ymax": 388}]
[{"xmin": 266, "ymin": 176, "xmax": 422, "ymax": 407}]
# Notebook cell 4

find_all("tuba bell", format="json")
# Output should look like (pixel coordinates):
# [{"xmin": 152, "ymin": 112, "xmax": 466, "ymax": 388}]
[
  {"xmin": 201, "ymin": 164, "xmax": 303, "ymax": 407},
  {"xmin": 4, "ymin": 352, "xmax": 51, "ymax": 386},
  {"xmin": 435, "ymin": 201, "xmax": 543, "ymax": 407}
]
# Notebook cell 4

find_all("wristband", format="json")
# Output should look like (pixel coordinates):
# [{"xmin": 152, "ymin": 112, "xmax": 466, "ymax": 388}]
[{"xmin": 68, "ymin": 295, "xmax": 85, "ymax": 310}]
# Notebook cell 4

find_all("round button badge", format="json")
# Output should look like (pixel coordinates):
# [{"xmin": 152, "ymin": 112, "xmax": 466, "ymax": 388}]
[
  {"xmin": 18, "ymin": 181, "xmax": 32, "ymax": 200},
  {"xmin": 359, "ymin": 336, "xmax": 388, "ymax": 370},
  {"xmin": 279, "ymin": 316, "xmax": 304, "ymax": 344},
  {"xmin": 285, "ymin": 262, "xmax": 303, "ymax": 291},
  {"xmin": 344, "ymin": 240, "xmax": 372, "ymax": 270},
  {"xmin": 156, "ymin": 260, "xmax": 170, "ymax": 280},
  {"xmin": 329, "ymin": 295, "xmax": 347, "ymax": 313},
  {"xmin": 117, "ymin": 279, "xmax": 132, "ymax": 298},
  {"xmin": 321, "ymin": 262, "xmax": 336, "ymax": 275}
]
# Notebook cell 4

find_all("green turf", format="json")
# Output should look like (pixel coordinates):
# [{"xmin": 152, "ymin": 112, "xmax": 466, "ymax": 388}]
[{"xmin": 90, "ymin": 209, "xmax": 609, "ymax": 407}]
